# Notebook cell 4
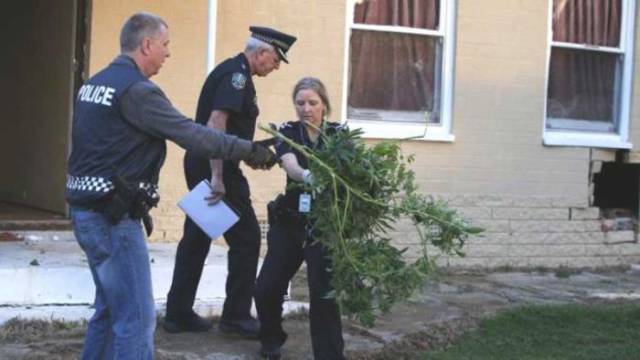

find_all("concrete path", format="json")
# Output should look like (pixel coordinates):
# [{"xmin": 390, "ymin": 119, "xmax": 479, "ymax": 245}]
[
  {"xmin": 1, "ymin": 235, "xmax": 639, "ymax": 359},
  {"xmin": 0, "ymin": 233, "xmax": 306, "ymax": 325}
]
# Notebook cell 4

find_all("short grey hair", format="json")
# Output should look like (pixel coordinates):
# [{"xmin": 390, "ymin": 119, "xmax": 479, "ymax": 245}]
[
  {"xmin": 244, "ymin": 37, "xmax": 274, "ymax": 54},
  {"xmin": 120, "ymin": 12, "xmax": 168, "ymax": 53}
]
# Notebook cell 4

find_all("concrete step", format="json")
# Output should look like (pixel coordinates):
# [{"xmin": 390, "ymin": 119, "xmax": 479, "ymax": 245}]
[
  {"xmin": 0, "ymin": 235, "xmax": 307, "ymax": 324},
  {"xmin": 0, "ymin": 240, "xmax": 229, "ymax": 305}
]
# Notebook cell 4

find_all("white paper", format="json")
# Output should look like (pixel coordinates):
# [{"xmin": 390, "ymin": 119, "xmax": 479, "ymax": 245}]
[{"xmin": 177, "ymin": 180, "xmax": 240, "ymax": 239}]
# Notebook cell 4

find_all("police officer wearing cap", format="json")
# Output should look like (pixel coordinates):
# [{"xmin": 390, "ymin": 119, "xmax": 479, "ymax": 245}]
[
  {"xmin": 164, "ymin": 26, "xmax": 297, "ymax": 337},
  {"xmin": 66, "ymin": 12, "xmax": 275, "ymax": 358}
]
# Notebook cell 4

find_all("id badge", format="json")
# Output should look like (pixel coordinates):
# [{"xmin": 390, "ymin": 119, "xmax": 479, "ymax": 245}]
[{"xmin": 299, "ymin": 193, "xmax": 312, "ymax": 213}]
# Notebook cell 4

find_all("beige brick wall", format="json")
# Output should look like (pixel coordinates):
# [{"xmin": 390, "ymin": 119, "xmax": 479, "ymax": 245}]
[
  {"xmin": 218, "ymin": 0, "xmax": 592, "ymax": 217},
  {"xmin": 426, "ymin": 0, "xmax": 590, "ymax": 198},
  {"xmin": 391, "ymin": 194, "xmax": 640, "ymax": 269},
  {"xmin": 87, "ymin": 1, "xmax": 640, "ymax": 268}
]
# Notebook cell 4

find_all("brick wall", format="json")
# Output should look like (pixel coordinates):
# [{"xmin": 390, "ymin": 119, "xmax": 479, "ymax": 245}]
[
  {"xmin": 88, "ymin": 1, "xmax": 640, "ymax": 268},
  {"xmin": 391, "ymin": 194, "xmax": 640, "ymax": 268}
]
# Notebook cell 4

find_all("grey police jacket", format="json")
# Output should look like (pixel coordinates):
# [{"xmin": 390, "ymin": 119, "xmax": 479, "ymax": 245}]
[{"xmin": 66, "ymin": 57, "xmax": 163, "ymax": 206}]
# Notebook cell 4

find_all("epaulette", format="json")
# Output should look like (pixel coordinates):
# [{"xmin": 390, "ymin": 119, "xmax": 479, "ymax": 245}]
[
  {"xmin": 325, "ymin": 121, "xmax": 347, "ymax": 135},
  {"xmin": 332, "ymin": 122, "xmax": 348, "ymax": 131},
  {"xmin": 278, "ymin": 121, "xmax": 296, "ymax": 131}
]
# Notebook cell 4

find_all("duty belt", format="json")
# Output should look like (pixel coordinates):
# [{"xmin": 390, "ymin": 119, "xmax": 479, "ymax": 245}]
[{"xmin": 67, "ymin": 175, "xmax": 159, "ymax": 236}]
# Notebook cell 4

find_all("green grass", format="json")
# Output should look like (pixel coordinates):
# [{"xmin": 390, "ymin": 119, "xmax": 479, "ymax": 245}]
[{"xmin": 423, "ymin": 303, "xmax": 640, "ymax": 360}]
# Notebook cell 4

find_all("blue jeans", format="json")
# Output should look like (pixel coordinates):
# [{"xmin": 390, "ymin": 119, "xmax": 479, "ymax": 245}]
[{"xmin": 71, "ymin": 206, "xmax": 155, "ymax": 359}]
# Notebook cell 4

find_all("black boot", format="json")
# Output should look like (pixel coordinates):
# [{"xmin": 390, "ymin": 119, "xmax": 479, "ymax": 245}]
[
  {"xmin": 218, "ymin": 316, "xmax": 260, "ymax": 339},
  {"xmin": 259, "ymin": 330, "xmax": 287, "ymax": 359},
  {"xmin": 163, "ymin": 310, "xmax": 213, "ymax": 333},
  {"xmin": 259, "ymin": 342, "xmax": 282, "ymax": 359}
]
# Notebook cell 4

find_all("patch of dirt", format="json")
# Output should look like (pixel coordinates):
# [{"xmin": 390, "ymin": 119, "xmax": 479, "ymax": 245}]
[
  {"xmin": 0, "ymin": 313, "xmax": 480, "ymax": 360},
  {"xmin": 0, "ymin": 318, "xmax": 86, "ymax": 359},
  {"xmin": 0, "ymin": 318, "xmax": 87, "ymax": 342},
  {"xmin": 347, "ymin": 318, "xmax": 479, "ymax": 360}
]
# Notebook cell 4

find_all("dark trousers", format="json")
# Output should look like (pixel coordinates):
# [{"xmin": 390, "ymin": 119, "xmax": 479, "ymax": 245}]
[
  {"xmin": 166, "ymin": 153, "xmax": 261, "ymax": 320},
  {"xmin": 254, "ymin": 221, "xmax": 345, "ymax": 360}
]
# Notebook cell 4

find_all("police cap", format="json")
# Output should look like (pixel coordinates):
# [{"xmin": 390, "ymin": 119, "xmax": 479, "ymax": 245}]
[{"xmin": 249, "ymin": 26, "xmax": 297, "ymax": 64}]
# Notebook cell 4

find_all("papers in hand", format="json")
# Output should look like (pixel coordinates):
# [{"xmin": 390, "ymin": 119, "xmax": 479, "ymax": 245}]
[{"xmin": 177, "ymin": 180, "xmax": 239, "ymax": 239}]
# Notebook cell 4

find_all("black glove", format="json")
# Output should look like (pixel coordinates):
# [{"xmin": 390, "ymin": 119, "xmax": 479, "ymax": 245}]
[{"xmin": 245, "ymin": 141, "xmax": 277, "ymax": 169}]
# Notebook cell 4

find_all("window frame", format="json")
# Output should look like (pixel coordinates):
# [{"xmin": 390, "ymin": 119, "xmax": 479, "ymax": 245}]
[
  {"xmin": 542, "ymin": 0, "xmax": 636, "ymax": 149},
  {"xmin": 206, "ymin": 0, "xmax": 218, "ymax": 73},
  {"xmin": 340, "ymin": 0, "xmax": 457, "ymax": 142}
]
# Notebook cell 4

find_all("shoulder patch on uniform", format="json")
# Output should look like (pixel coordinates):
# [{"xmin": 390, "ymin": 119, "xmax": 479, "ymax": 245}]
[
  {"xmin": 333, "ymin": 123, "xmax": 348, "ymax": 131},
  {"xmin": 231, "ymin": 72, "xmax": 246, "ymax": 90},
  {"xmin": 278, "ymin": 121, "xmax": 295, "ymax": 131}
]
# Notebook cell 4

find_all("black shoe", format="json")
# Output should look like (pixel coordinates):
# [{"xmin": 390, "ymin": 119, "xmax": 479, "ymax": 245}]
[
  {"xmin": 163, "ymin": 312, "xmax": 213, "ymax": 333},
  {"xmin": 259, "ymin": 331, "xmax": 287, "ymax": 359},
  {"xmin": 259, "ymin": 342, "xmax": 282, "ymax": 359},
  {"xmin": 218, "ymin": 316, "xmax": 260, "ymax": 339}
]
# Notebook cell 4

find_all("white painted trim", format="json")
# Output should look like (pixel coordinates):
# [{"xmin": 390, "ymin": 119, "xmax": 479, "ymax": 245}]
[
  {"xmin": 547, "ymin": 117, "xmax": 615, "ymax": 132},
  {"xmin": 347, "ymin": 120, "xmax": 455, "ymax": 141},
  {"xmin": 542, "ymin": 0, "xmax": 636, "ymax": 149},
  {"xmin": 340, "ymin": 0, "xmax": 354, "ymax": 127},
  {"xmin": 206, "ymin": 0, "xmax": 218, "ymax": 74},
  {"xmin": 351, "ymin": 23, "xmax": 444, "ymax": 37},
  {"xmin": 550, "ymin": 41, "xmax": 625, "ymax": 54},
  {"xmin": 621, "ymin": 0, "xmax": 631, "ymax": 49},
  {"xmin": 441, "ymin": 0, "xmax": 456, "ymax": 140},
  {"xmin": 543, "ymin": 131, "xmax": 632, "ymax": 149},
  {"xmin": 618, "ymin": 0, "xmax": 636, "ymax": 146},
  {"xmin": 341, "ymin": 0, "xmax": 456, "ymax": 142},
  {"xmin": 541, "ymin": 0, "xmax": 553, "ymax": 143}
]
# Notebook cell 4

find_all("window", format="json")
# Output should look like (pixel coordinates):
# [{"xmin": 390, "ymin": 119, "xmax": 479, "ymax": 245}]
[
  {"xmin": 544, "ymin": 0, "xmax": 636, "ymax": 148},
  {"xmin": 341, "ymin": 0, "xmax": 455, "ymax": 141}
]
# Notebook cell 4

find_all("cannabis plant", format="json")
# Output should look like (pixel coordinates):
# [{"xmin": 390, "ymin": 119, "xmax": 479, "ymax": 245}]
[{"xmin": 262, "ymin": 124, "xmax": 482, "ymax": 327}]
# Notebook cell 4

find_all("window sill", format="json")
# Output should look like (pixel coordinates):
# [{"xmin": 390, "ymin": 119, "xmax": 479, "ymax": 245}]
[
  {"xmin": 347, "ymin": 120, "xmax": 455, "ymax": 142},
  {"xmin": 543, "ymin": 131, "xmax": 632, "ymax": 149}
]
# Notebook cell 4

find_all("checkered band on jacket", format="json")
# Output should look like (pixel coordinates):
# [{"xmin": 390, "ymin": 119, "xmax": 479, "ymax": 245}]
[
  {"xmin": 66, "ymin": 175, "xmax": 159, "ymax": 198},
  {"xmin": 66, "ymin": 176, "xmax": 115, "ymax": 193}
]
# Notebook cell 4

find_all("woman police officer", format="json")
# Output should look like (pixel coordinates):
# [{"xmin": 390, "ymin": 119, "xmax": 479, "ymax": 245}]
[{"xmin": 254, "ymin": 77, "xmax": 345, "ymax": 360}]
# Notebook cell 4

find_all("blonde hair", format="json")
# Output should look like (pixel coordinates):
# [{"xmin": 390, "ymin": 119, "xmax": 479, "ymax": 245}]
[{"xmin": 292, "ymin": 77, "xmax": 331, "ymax": 117}]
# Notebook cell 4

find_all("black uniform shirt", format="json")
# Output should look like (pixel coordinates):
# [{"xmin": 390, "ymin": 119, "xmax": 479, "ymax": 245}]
[
  {"xmin": 275, "ymin": 120, "xmax": 343, "ymax": 210},
  {"xmin": 194, "ymin": 53, "xmax": 258, "ymax": 141}
]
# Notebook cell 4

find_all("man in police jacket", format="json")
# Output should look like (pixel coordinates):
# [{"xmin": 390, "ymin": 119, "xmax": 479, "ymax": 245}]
[{"xmin": 66, "ymin": 12, "xmax": 275, "ymax": 359}]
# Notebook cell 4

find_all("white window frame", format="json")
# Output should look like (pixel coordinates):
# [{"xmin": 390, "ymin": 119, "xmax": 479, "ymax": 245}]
[
  {"xmin": 340, "ymin": 0, "xmax": 456, "ymax": 142},
  {"xmin": 542, "ymin": 0, "xmax": 636, "ymax": 149},
  {"xmin": 206, "ymin": 0, "xmax": 218, "ymax": 74}
]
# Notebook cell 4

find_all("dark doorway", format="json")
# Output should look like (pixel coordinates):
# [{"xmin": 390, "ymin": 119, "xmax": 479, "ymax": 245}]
[
  {"xmin": 74, "ymin": 0, "xmax": 92, "ymax": 96},
  {"xmin": 0, "ymin": 0, "xmax": 91, "ymax": 223}
]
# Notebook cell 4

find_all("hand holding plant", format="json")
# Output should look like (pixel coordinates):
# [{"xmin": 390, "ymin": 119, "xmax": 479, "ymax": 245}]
[{"xmin": 261, "ymin": 124, "xmax": 483, "ymax": 327}]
